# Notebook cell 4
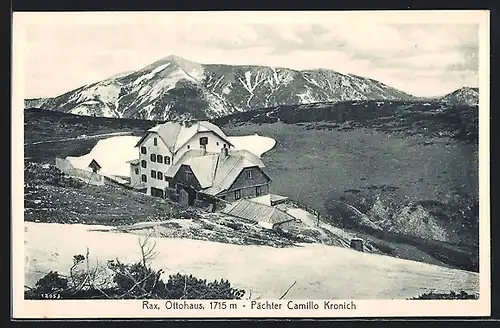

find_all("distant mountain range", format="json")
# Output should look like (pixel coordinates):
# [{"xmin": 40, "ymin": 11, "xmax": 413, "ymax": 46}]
[
  {"xmin": 24, "ymin": 55, "xmax": 478, "ymax": 120},
  {"xmin": 439, "ymin": 87, "xmax": 479, "ymax": 106}
]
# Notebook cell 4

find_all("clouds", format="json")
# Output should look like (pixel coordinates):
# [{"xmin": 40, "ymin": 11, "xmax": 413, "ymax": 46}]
[{"xmin": 17, "ymin": 12, "xmax": 483, "ymax": 98}]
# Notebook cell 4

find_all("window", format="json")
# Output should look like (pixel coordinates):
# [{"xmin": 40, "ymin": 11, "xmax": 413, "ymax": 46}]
[
  {"xmin": 154, "ymin": 137, "xmax": 157, "ymax": 146},
  {"xmin": 151, "ymin": 170, "xmax": 157, "ymax": 179},
  {"xmin": 216, "ymin": 141, "xmax": 219, "ymax": 146},
  {"xmin": 157, "ymin": 155, "xmax": 163, "ymax": 164},
  {"xmin": 141, "ymin": 160, "xmax": 147, "ymax": 168},
  {"xmin": 165, "ymin": 173, "xmax": 168, "ymax": 181},
  {"xmin": 134, "ymin": 168, "xmax": 139, "ymax": 175},
  {"xmin": 150, "ymin": 154, "xmax": 156, "ymax": 162},
  {"xmin": 187, "ymin": 145, "xmax": 190, "ymax": 149},
  {"xmin": 184, "ymin": 170, "xmax": 192, "ymax": 182},
  {"xmin": 164, "ymin": 156, "xmax": 171, "ymax": 165},
  {"xmin": 256, "ymin": 186, "xmax": 263, "ymax": 196},
  {"xmin": 234, "ymin": 189, "xmax": 241, "ymax": 200},
  {"xmin": 244, "ymin": 169, "xmax": 253, "ymax": 180},
  {"xmin": 157, "ymin": 172, "xmax": 163, "ymax": 180},
  {"xmin": 223, "ymin": 143, "xmax": 227, "ymax": 148},
  {"xmin": 141, "ymin": 146, "xmax": 147, "ymax": 154},
  {"xmin": 141, "ymin": 174, "xmax": 147, "ymax": 182},
  {"xmin": 199, "ymin": 137, "xmax": 208, "ymax": 145}
]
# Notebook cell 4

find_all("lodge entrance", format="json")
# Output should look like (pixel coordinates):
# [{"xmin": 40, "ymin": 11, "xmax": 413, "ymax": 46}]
[
  {"xmin": 177, "ymin": 185, "xmax": 197, "ymax": 206},
  {"xmin": 151, "ymin": 187, "xmax": 164, "ymax": 198}
]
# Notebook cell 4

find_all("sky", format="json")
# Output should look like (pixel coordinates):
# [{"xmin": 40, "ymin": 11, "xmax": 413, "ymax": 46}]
[{"xmin": 16, "ymin": 11, "xmax": 484, "ymax": 99}]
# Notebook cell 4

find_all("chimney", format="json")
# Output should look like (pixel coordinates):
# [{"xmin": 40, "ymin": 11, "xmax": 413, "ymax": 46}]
[
  {"xmin": 221, "ymin": 144, "xmax": 229, "ymax": 158},
  {"xmin": 200, "ymin": 144, "xmax": 207, "ymax": 155}
]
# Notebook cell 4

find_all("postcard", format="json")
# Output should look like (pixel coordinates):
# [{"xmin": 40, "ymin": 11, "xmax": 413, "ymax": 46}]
[{"xmin": 12, "ymin": 10, "xmax": 490, "ymax": 319}]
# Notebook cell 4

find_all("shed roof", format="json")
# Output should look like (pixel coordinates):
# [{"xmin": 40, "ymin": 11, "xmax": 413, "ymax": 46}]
[{"xmin": 222, "ymin": 199, "xmax": 296, "ymax": 226}]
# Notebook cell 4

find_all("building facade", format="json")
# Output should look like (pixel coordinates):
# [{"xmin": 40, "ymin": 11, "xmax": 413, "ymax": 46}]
[
  {"xmin": 130, "ymin": 121, "xmax": 234, "ymax": 197},
  {"xmin": 166, "ymin": 147, "xmax": 272, "ymax": 208}
]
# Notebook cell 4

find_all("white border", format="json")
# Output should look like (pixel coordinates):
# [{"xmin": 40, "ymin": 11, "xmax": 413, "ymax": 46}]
[{"xmin": 11, "ymin": 10, "xmax": 491, "ymax": 319}]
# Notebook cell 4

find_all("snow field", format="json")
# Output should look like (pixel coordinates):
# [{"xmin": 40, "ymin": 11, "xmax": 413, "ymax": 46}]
[
  {"xmin": 24, "ymin": 222, "xmax": 479, "ymax": 299},
  {"xmin": 67, "ymin": 134, "xmax": 276, "ymax": 178}
]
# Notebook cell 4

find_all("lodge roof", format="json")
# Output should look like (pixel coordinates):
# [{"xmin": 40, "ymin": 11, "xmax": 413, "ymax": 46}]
[
  {"xmin": 134, "ymin": 121, "xmax": 234, "ymax": 154},
  {"xmin": 165, "ymin": 149, "xmax": 271, "ymax": 196}
]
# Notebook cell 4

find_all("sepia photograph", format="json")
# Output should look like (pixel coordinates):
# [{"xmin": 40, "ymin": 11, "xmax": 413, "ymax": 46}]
[{"xmin": 12, "ymin": 10, "xmax": 490, "ymax": 318}]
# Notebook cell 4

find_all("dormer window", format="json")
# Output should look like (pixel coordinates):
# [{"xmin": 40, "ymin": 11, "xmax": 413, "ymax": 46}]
[
  {"xmin": 184, "ymin": 170, "xmax": 192, "ymax": 182},
  {"xmin": 199, "ymin": 137, "xmax": 208, "ymax": 146},
  {"xmin": 244, "ymin": 169, "xmax": 253, "ymax": 180},
  {"xmin": 141, "ymin": 146, "xmax": 147, "ymax": 154}
]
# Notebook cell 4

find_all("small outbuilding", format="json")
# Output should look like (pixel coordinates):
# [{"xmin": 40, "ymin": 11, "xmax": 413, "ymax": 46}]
[
  {"xmin": 87, "ymin": 159, "xmax": 102, "ymax": 174},
  {"xmin": 222, "ymin": 198, "xmax": 297, "ymax": 230},
  {"xmin": 350, "ymin": 238, "xmax": 364, "ymax": 252}
]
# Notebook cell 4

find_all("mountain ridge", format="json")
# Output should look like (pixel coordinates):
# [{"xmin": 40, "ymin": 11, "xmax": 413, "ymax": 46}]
[
  {"xmin": 24, "ymin": 55, "xmax": 479, "ymax": 120},
  {"xmin": 25, "ymin": 55, "xmax": 416, "ymax": 120}
]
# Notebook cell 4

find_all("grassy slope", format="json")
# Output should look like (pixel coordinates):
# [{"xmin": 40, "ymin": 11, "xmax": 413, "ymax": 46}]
[
  {"xmin": 24, "ymin": 108, "xmax": 159, "ymax": 163},
  {"xmin": 223, "ymin": 122, "xmax": 478, "ymax": 217},
  {"xmin": 24, "ymin": 161, "xmax": 180, "ymax": 225}
]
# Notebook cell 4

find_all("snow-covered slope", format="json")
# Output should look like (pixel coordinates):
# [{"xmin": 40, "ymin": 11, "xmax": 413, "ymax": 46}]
[
  {"xmin": 24, "ymin": 222, "xmax": 479, "ymax": 299},
  {"xmin": 25, "ymin": 55, "xmax": 416, "ymax": 121},
  {"xmin": 440, "ymin": 87, "xmax": 479, "ymax": 106}
]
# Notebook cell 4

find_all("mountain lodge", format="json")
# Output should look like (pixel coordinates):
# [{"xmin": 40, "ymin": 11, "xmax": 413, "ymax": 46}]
[{"xmin": 128, "ymin": 120, "xmax": 272, "ymax": 209}]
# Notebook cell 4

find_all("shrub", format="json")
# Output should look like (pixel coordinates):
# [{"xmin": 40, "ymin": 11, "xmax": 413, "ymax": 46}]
[
  {"xmin": 108, "ymin": 260, "xmax": 166, "ymax": 299},
  {"xmin": 164, "ymin": 273, "xmax": 245, "ymax": 300},
  {"xmin": 25, "ymin": 236, "xmax": 246, "ymax": 300},
  {"xmin": 26, "ymin": 271, "xmax": 68, "ymax": 297}
]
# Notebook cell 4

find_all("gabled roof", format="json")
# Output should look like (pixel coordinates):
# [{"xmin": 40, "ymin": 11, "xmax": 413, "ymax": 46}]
[
  {"xmin": 164, "ymin": 149, "xmax": 207, "ymax": 178},
  {"xmin": 166, "ymin": 149, "xmax": 271, "ymax": 196},
  {"xmin": 222, "ymin": 199, "xmax": 296, "ymax": 226},
  {"xmin": 88, "ymin": 159, "xmax": 102, "ymax": 170},
  {"xmin": 134, "ymin": 121, "xmax": 234, "ymax": 154}
]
